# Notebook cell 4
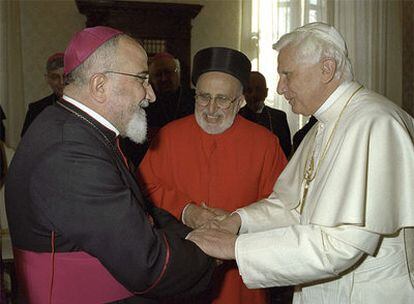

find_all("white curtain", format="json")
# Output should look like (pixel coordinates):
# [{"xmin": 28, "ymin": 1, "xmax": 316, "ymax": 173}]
[
  {"xmin": 327, "ymin": 0, "xmax": 402, "ymax": 105},
  {"xmin": 0, "ymin": 0, "xmax": 25, "ymax": 149},
  {"xmin": 240, "ymin": 0, "xmax": 402, "ymax": 135},
  {"xmin": 240, "ymin": 0, "xmax": 328, "ymax": 135}
]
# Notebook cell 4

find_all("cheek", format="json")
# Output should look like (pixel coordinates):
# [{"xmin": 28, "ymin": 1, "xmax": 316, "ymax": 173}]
[
  {"xmin": 287, "ymin": 78, "xmax": 298, "ymax": 91},
  {"xmin": 50, "ymin": 80, "xmax": 61, "ymax": 87},
  {"xmin": 224, "ymin": 105, "xmax": 237, "ymax": 120},
  {"xmin": 195, "ymin": 103, "xmax": 204, "ymax": 115},
  {"xmin": 132, "ymin": 86, "xmax": 147, "ymax": 100}
]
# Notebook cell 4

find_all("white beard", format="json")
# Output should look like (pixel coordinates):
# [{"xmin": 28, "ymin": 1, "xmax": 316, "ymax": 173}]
[
  {"xmin": 125, "ymin": 105, "xmax": 147, "ymax": 144},
  {"xmin": 195, "ymin": 108, "xmax": 236, "ymax": 134}
]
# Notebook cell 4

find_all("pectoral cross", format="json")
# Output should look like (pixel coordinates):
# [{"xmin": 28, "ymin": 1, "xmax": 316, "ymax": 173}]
[{"xmin": 300, "ymin": 155, "xmax": 315, "ymax": 214}]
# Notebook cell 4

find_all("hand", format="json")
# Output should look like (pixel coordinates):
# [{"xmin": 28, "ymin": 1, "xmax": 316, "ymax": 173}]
[
  {"xmin": 202, "ymin": 213, "xmax": 241, "ymax": 235},
  {"xmin": 200, "ymin": 202, "xmax": 230, "ymax": 217},
  {"xmin": 186, "ymin": 228, "xmax": 237, "ymax": 260},
  {"xmin": 183, "ymin": 203, "xmax": 217, "ymax": 229}
]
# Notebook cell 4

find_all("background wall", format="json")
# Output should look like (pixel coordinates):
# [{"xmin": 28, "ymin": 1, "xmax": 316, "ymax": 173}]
[
  {"xmin": 19, "ymin": 0, "xmax": 85, "ymax": 105},
  {"xmin": 136, "ymin": 0, "xmax": 242, "ymax": 57}
]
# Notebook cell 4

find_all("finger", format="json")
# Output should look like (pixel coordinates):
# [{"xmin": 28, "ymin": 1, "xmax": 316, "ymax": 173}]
[
  {"xmin": 200, "ymin": 220, "xmax": 219, "ymax": 230},
  {"xmin": 214, "ymin": 215, "xmax": 228, "ymax": 221}
]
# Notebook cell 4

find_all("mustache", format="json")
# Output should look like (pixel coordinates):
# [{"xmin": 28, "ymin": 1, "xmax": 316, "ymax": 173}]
[{"xmin": 202, "ymin": 109, "xmax": 225, "ymax": 119}]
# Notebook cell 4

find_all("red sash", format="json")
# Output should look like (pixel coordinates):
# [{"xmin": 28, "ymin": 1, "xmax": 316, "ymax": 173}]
[{"xmin": 13, "ymin": 248, "xmax": 133, "ymax": 304}]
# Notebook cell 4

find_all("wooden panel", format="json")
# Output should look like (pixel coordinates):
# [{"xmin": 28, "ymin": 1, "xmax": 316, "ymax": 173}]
[{"xmin": 75, "ymin": 0, "xmax": 203, "ymax": 87}]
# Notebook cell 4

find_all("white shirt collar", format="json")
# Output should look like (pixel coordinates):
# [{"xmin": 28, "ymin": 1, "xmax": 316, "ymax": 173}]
[
  {"xmin": 314, "ymin": 81, "xmax": 352, "ymax": 117},
  {"xmin": 63, "ymin": 95, "xmax": 120, "ymax": 136}
]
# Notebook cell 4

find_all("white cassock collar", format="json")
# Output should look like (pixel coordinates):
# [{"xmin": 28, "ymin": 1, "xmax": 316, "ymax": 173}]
[{"xmin": 63, "ymin": 94, "xmax": 120, "ymax": 136}]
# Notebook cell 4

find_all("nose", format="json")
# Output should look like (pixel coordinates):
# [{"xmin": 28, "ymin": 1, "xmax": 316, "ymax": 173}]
[
  {"xmin": 207, "ymin": 98, "xmax": 218, "ymax": 113},
  {"xmin": 160, "ymin": 72, "xmax": 168, "ymax": 82},
  {"xmin": 145, "ymin": 83, "xmax": 156, "ymax": 103},
  {"xmin": 58, "ymin": 75, "xmax": 64, "ymax": 86},
  {"xmin": 276, "ymin": 77, "xmax": 287, "ymax": 96}
]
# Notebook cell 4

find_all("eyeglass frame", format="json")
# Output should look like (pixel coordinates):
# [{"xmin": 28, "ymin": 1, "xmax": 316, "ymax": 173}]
[
  {"xmin": 194, "ymin": 91, "xmax": 241, "ymax": 109},
  {"xmin": 103, "ymin": 70, "xmax": 150, "ymax": 86}
]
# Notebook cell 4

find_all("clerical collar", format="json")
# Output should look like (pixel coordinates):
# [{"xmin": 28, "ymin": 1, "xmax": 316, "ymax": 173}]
[
  {"xmin": 63, "ymin": 94, "xmax": 120, "ymax": 136},
  {"xmin": 314, "ymin": 81, "xmax": 352, "ymax": 118}
]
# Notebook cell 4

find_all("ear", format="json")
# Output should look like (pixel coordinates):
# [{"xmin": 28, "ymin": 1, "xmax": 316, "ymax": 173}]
[
  {"xmin": 89, "ymin": 73, "xmax": 107, "ymax": 103},
  {"xmin": 264, "ymin": 87, "xmax": 269, "ymax": 99},
  {"xmin": 236, "ymin": 95, "xmax": 245, "ymax": 112},
  {"xmin": 321, "ymin": 58, "xmax": 336, "ymax": 83}
]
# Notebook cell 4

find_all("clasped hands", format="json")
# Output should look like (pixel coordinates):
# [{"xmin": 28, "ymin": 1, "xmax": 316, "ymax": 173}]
[{"xmin": 183, "ymin": 203, "xmax": 241, "ymax": 260}]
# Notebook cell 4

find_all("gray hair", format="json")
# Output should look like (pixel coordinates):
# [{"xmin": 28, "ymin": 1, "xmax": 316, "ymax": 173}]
[
  {"xmin": 273, "ymin": 22, "xmax": 353, "ymax": 82},
  {"xmin": 65, "ymin": 34, "xmax": 125, "ymax": 86}
]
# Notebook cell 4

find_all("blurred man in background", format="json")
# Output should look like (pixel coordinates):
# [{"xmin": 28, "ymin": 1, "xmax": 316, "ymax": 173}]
[
  {"xmin": 21, "ymin": 52, "xmax": 64, "ymax": 137},
  {"xmin": 240, "ymin": 71, "xmax": 292, "ymax": 158}
]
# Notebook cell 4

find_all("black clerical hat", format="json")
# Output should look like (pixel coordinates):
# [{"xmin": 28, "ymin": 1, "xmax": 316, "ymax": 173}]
[{"xmin": 192, "ymin": 47, "xmax": 251, "ymax": 88}]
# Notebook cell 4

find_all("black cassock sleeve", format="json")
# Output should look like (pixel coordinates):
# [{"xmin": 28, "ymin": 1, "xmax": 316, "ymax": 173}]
[{"xmin": 30, "ymin": 140, "xmax": 214, "ymax": 298}]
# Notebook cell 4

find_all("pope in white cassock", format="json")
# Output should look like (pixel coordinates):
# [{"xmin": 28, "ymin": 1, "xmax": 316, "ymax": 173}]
[{"xmin": 187, "ymin": 22, "xmax": 414, "ymax": 304}]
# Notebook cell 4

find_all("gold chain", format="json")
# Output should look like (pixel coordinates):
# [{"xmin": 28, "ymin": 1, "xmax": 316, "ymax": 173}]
[{"xmin": 300, "ymin": 85, "xmax": 363, "ymax": 212}]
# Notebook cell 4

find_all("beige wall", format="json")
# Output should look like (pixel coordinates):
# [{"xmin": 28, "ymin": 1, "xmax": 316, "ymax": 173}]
[
  {"xmin": 19, "ymin": 0, "xmax": 85, "ymax": 105},
  {"xmin": 135, "ymin": 0, "xmax": 242, "ymax": 56},
  {"xmin": 189, "ymin": 0, "xmax": 242, "ymax": 57},
  {"xmin": 19, "ymin": 0, "xmax": 242, "ymax": 106}
]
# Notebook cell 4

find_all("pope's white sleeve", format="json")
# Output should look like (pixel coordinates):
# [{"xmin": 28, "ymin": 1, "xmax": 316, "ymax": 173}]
[
  {"xmin": 235, "ymin": 224, "xmax": 381, "ymax": 288},
  {"xmin": 237, "ymin": 198, "xmax": 300, "ymax": 234}
]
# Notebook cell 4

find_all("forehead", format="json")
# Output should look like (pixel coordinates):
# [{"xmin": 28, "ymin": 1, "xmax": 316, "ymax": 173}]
[
  {"xmin": 118, "ymin": 37, "xmax": 148, "ymax": 69},
  {"xmin": 47, "ymin": 67, "xmax": 64, "ymax": 75},
  {"xmin": 196, "ymin": 71, "xmax": 241, "ymax": 93},
  {"xmin": 277, "ymin": 45, "xmax": 300, "ymax": 70},
  {"xmin": 249, "ymin": 73, "xmax": 266, "ymax": 87},
  {"xmin": 150, "ymin": 57, "xmax": 176, "ymax": 71}
]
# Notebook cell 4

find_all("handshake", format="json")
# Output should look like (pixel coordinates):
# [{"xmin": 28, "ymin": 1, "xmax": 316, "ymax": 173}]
[{"xmin": 183, "ymin": 203, "xmax": 241, "ymax": 260}]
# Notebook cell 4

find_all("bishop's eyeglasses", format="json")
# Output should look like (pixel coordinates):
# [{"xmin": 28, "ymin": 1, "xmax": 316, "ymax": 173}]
[
  {"xmin": 194, "ymin": 92, "xmax": 240, "ymax": 109},
  {"xmin": 104, "ymin": 71, "xmax": 150, "ymax": 86}
]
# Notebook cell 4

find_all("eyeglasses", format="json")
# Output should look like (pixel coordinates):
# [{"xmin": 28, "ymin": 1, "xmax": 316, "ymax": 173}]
[
  {"xmin": 195, "ymin": 92, "xmax": 240, "ymax": 109},
  {"xmin": 104, "ymin": 71, "xmax": 150, "ymax": 85}
]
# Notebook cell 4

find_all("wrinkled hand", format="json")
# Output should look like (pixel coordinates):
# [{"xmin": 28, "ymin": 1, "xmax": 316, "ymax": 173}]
[
  {"xmin": 201, "ymin": 203, "xmax": 230, "ymax": 217},
  {"xmin": 187, "ymin": 228, "xmax": 237, "ymax": 260},
  {"xmin": 183, "ymin": 203, "xmax": 217, "ymax": 229},
  {"xmin": 201, "ymin": 213, "xmax": 241, "ymax": 235}
]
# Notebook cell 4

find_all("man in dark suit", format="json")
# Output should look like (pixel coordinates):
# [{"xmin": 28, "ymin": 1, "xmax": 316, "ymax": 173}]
[
  {"xmin": 5, "ymin": 26, "xmax": 214, "ymax": 304},
  {"xmin": 292, "ymin": 116, "xmax": 317, "ymax": 153},
  {"xmin": 147, "ymin": 52, "xmax": 195, "ymax": 130},
  {"xmin": 20, "ymin": 52, "xmax": 65, "ymax": 137},
  {"xmin": 239, "ymin": 71, "xmax": 292, "ymax": 157}
]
